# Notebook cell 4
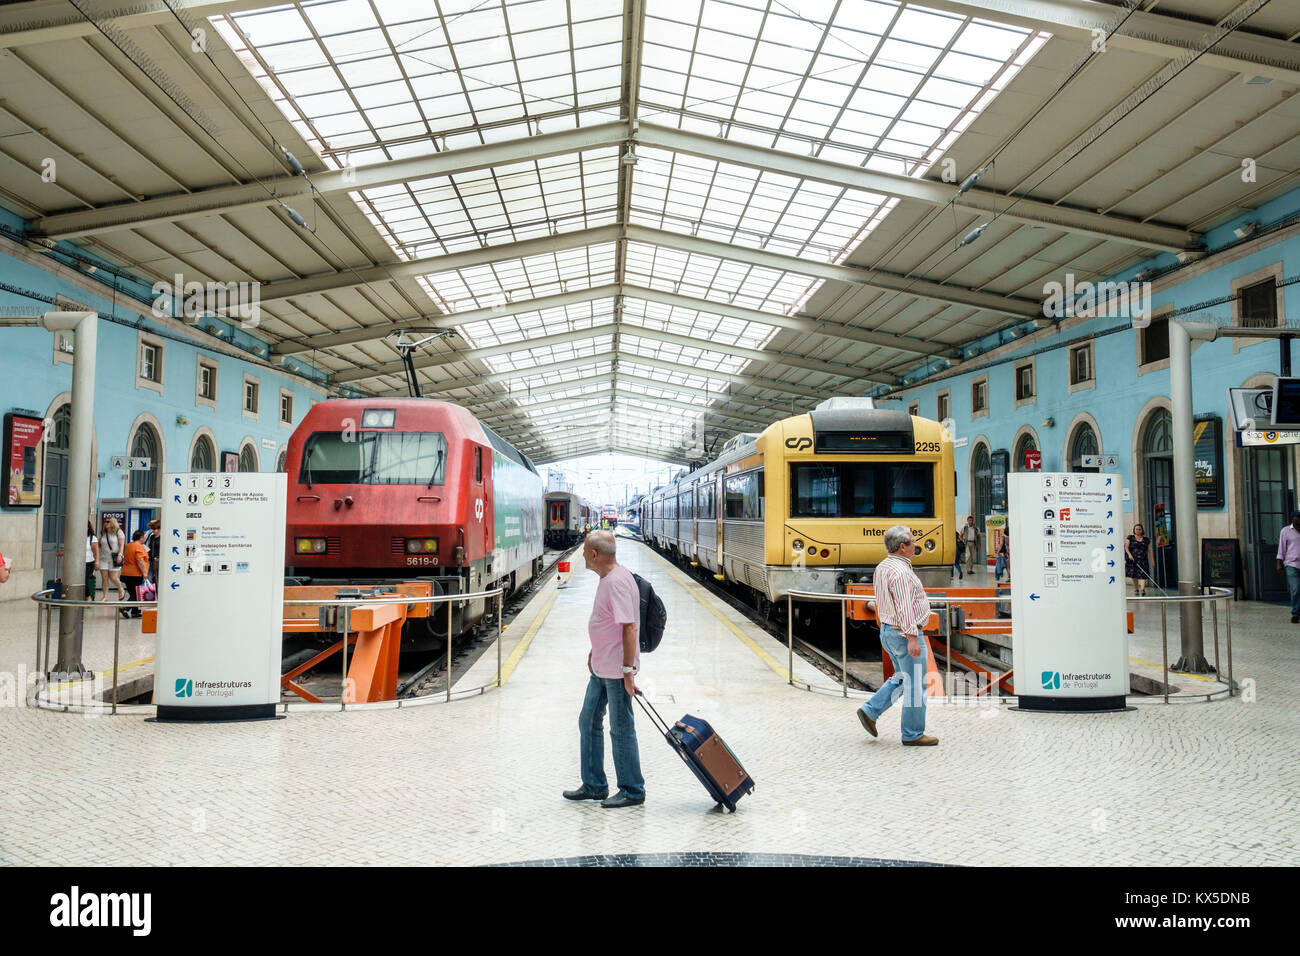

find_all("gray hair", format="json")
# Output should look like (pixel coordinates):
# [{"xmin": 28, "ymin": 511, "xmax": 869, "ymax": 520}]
[
  {"xmin": 586, "ymin": 530, "xmax": 617, "ymax": 556},
  {"xmin": 883, "ymin": 525, "xmax": 913, "ymax": 554}
]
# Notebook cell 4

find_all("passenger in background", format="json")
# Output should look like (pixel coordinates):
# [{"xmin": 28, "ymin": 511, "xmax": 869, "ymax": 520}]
[
  {"xmin": 953, "ymin": 529, "xmax": 964, "ymax": 580},
  {"xmin": 144, "ymin": 519, "xmax": 161, "ymax": 584},
  {"xmin": 857, "ymin": 525, "xmax": 938, "ymax": 747},
  {"xmin": 85, "ymin": 522, "xmax": 98, "ymax": 599},
  {"xmin": 1125, "ymin": 523, "xmax": 1152, "ymax": 598},
  {"xmin": 120, "ymin": 530, "xmax": 149, "ymax": 619},
  {"xmin": 97, "ymin": 516, "xmax": 126, "ymax": 602},
  {"xmin": 961, "ymin": 515, "xmax": 979, "ymax": 576},
  {"xmin": 563, "ymin": 530, "xmax": 645, "ymax": 808},
  {"xmin": 995, "ymin": 531, "xmax": 1009, "ymax": 584},
  {"xmin": 1275, "ymin": 511, "xmax": 1300, "ymax": 624}
]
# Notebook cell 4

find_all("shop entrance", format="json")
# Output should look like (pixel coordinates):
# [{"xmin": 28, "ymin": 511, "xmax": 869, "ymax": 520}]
[
  {"xmin": 1242, "ymin": 445, "xmax": 1293, "ymax": 602},
  {"xmin": 1142, "ymin": 409, "xmax": 1177, "ymax": 590}
]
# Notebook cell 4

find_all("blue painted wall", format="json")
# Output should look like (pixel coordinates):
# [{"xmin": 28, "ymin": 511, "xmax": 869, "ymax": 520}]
[{"xmin": 0, "ymin": 243, "xmax": 327, "ymax": 509}]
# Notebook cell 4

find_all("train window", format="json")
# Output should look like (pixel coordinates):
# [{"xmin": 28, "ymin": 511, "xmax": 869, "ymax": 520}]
[
  {"xmin": 791, "ymin": 463, "xmax": 839, "ymax": 517},
  {"xmin": 299, "ymin": 431, "xmax": 447, "ymax": 485},
  {"xmin": 888, "ymin": 465, "xmax": 932, "ymax": 516},
  {"xmin": 697, "ymin": 483, "xmax": 715, "ymax": 517},
  {"xmin": 790, "ymin": 463, "xmax": 932, "ymax": 518},
  {"xmin": 474, "ymin": 446, "xmax": 482, "ymax": 483},
  {"xmin": 679, "ymin": 490, "xmax": 692, "ymax": 519},
  {"xmin": 725, "ymin": 473, "xmax": 763, "ymax": 520}
]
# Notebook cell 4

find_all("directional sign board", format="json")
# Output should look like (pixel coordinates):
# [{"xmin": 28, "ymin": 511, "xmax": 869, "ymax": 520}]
[
  {"xmin": 1010, "ymin": 472, "xmax": 1128, "ymax": 712},
  {"xmin": 111, "ymin": 456, "xmax": 152, "ymax": 471},
  {"xmin": 1080, "ymin": 454, "xmax": 1119, "ymax": 470},
  {"xmin": 153, "ymin": 472, "xmax": 286, "ymax": 721}
]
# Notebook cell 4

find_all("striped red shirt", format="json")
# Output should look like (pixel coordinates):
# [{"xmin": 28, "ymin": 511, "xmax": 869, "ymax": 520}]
[{"xmin": 873, "ymin": 554, "xmax": 930, "ymax": 636}]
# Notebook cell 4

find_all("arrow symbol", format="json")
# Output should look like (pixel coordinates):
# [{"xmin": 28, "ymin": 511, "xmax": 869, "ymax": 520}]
[
  {"xmin": 171, "ymin": 564, "xmax": 180, "ymax": 573},
  {"xmin": 1107, "ymin": 528, "xmax": 1114, "ymax": 535},
  {"xmin": 1105, "ymin": 478, "xmax": 1113, "ymax": 486},
  {"xmin": 1106, "ymin": 511, "xmax": 1113, "ymax": 518},
  {"xmin": 170, "ymin": 581, "xmax": 180, "ymax": 590},
  {"xmin": 172, "ymin": 529, "xmax": 180, "ymax": 538},
  {"xmin": 1107, "ymin": 544, "xmax": 1115, "ymax": 551},
  {"xmin": 1029, "ymin": 593, "xmax": 1041, "ymax": 601},
  {"xmin": 173, "ymin": 477, "xmax": 182, "ymax": 486},
  {"xmin": 171, "ymin": 546, "xmax": 179, "ymax": 555},
  {"xmin": 1105, "ymin": 494, "xmax": 1113, "ymax": 502},
  {"xmin": 173, "ymin": 495, "xmax": 182, "ymax": 503},
  {"xmin": 1108, "ymin": 560, "xmax": 1115, "ymax": 567},
  {"xmin": 1108, "ymin": 576, "xmax": 1116, "ymax": 584}
]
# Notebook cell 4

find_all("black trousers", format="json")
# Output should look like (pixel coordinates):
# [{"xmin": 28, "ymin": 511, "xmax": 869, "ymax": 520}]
[{"xmin": 121, "ymin": 575, "xmax": 144, "ymax": 614}]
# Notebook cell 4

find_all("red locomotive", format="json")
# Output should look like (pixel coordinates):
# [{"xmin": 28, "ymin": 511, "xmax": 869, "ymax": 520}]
[{"xmin": 284, "ymin": 399, "xmax": 543, "ymax": 648}]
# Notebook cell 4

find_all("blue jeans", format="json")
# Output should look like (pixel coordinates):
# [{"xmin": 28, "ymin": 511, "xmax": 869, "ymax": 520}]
[
  {"xmin": 1286, "ymin": 566, "xmax": 1300, "ymax": 617},
  {"xmin": 579, "ymin": 675, "xmax": 645, "ymax": 799},
  {"xmin": 861, "ymin": 625, "xmax": 928, "ymax": 741}
]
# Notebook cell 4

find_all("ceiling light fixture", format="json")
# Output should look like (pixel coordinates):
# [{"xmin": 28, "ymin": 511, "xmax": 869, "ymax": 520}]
[{"xmin": 620, "ymin": 143, "xmax": 638, "ymax": 166}]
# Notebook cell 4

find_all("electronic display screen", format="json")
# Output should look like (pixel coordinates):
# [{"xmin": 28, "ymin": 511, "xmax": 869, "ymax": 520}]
[
  {"xmin": 1270, "ymin": 378, "xmax": 1300, "ymax": 427},
  {"xmin": 815, "ymin": 431, "xmax": 911, "ymax": 454}
]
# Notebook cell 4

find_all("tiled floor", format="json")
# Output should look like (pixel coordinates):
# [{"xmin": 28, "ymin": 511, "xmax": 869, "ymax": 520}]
[{"xmin": 0, "ymin": 539, "xmax": 1296, "ymax": 867}]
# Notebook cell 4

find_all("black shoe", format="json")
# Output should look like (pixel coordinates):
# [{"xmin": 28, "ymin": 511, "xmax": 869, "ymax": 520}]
[
  {"xmin": 562, "ymin": 787, "xmax": 608, "ymax": 801},
  {"xmin": 857, "ymin": 708, "xmax": 878, "ymax": 738},
  {"xmin": 1292, "ymin": 615, "xmax": 1298, "ymax": 624},
  {"xmin": 601, "ymin": 793, "xmax": 645, "ymax": 808}
]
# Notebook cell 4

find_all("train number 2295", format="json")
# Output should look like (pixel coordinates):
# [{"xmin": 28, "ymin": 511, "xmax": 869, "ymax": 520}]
[
  {"xmin": 406, "ymin": 556, "xmax": 439, "ymax": 566},
  {"xmin": 915, "ymin": 440, "xmax": 941, "ymax": 453}
]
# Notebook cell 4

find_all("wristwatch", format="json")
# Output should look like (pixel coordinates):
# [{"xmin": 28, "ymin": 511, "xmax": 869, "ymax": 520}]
[{"xmin": 621, "ymin": 665, "xmax": 636, "ymax": 674}]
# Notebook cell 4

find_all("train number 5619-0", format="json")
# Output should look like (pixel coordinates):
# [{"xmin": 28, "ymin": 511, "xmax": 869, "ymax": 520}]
[{"xmin": 406, "ymin": 556, "xmax": 439, "ymax": 566}]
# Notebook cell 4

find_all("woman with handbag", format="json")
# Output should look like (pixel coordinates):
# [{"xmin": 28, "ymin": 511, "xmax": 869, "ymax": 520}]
[
  {"xmin": 84, "ymin": 522, "xmax": 98, "ymax": 599},
  {"xmin": 121, "ymin": 530, "xmax": 150, "ymax": 619},
  {"xmin": 97, "ymin": 515, "xmax": 127, "ymax": 602}
]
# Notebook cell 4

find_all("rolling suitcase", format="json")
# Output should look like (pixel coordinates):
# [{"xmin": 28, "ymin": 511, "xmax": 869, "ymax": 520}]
[{"xmin": 634, "ymin": 692, "xmax": 754, "ymax": 812}]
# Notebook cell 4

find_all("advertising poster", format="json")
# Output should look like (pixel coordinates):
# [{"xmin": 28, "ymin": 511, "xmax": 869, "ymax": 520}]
[
  {"xmin": 1192, "ymin": 415, "xmax": 1224, "ymax": 508},
  {"xmin": 984, "ymin": 513, "xmax": 1007, "ymax": 568},
  {"xmin": 3, "ymin": 412, "xmax": 45, "ymax": 508}
]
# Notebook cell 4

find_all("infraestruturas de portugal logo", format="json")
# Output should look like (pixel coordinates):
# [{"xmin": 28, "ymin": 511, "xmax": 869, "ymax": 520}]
[
  {"xmin": 1042, "ymin": 670, "xmax": 1112, "ymax": 691},
  {"xmin": 175, "ymin": 677, "xmax": 193, "ymax": 698}
]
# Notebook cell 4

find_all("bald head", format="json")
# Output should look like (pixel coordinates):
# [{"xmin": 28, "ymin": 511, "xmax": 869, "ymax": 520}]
[
  {"xmin": 583, "ymin": 530, "xmax": 619, "ymax": 577},
  {"xmin": 586, "ymin": 530, "xmax": 617, "ymax": 556}
]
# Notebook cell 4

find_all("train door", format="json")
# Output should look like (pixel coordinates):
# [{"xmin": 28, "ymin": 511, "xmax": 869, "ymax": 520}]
[{"xmin": 690, "ymin": 481, "xmax": 698, "ymax": 556}]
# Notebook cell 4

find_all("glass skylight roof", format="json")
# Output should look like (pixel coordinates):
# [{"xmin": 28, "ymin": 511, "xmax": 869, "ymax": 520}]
[{"xmin": 213, "ymin": 0, "xmax": 1049, "ymax": 454}]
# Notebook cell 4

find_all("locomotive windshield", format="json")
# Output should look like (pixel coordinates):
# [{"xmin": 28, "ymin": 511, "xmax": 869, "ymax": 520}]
[
  {"xmin": 790, "ymin": 462, "xmax": 933, "ymax": 518},
  {"xmin": 299, "ymin": 431, "xmax": 448, "ymax": 485}
]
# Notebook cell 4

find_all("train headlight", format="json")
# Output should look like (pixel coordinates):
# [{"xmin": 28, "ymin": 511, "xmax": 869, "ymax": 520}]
[
  {"xmin": 361, "ymin": 408, "xmax": 396, "ymax": 428},
  {"xmin": 792, "ymin": 539, "xmax": 804, "ymax": 552},
  {"xmin": 405, "ymin": 538, "xmax": 438, "ymax": 554},
  {"xmin": 295, "ymin": 537, "xmax": 327, "ymax": 554},
  {"xmin": 924, "ymin": 539, "xmax": 936, "ymax": 551},
  {"xmin": 820, "ymin": 549, "xmax": 830, "ymax": 558}
]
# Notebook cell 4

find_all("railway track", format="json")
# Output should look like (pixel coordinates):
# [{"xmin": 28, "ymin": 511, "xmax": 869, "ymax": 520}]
[
  {"xmin": 639, "ymin": 539, "xmax": 880, "ymax": 693},
  {"xmin": 398, "ymin": 542, "xmax": 582, "ymax": 698}
]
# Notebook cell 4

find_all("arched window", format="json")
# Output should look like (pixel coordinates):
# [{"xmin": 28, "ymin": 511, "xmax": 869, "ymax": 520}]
[
  {"xmin": 275, "ymin": 448, "xmax": 287, "ymax": 473},
  {"xmin": 238, "ymin": 443, "xmax": 258, "ymax": 473},
  {"xmin": 1143, "ymin": 408, "xmax": 1173, "ymax": 455},
  {"xmin": 50, "ymin": 405, "xmax": 71, "ymax": 451},
  {"xmin": 191, "ymin": 434, "xmax": 215, "ymax": 472},
  {"xmin": 971, "ymin": 442, "xmax": 991, "ymax": 523},
  {"xmin": 128, "ymin": 423, "xmax": 160, "ymax": 497},
  {"xmin": 1069, "ymin": 423, "xmax": 1099, "ymax": 471}
]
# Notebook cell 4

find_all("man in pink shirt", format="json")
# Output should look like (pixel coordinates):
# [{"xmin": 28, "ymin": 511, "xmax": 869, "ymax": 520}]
[
  {"xmin": 1276, "ymin": 511, "xmax": 1300, "ymax": 623},
  {"xmin": 563, "ymin": 531, "xmax": 645, "ymax": 808}
]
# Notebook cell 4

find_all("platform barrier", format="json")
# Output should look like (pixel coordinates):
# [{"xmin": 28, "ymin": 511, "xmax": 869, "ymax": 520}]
[
  {"xmin": 787, "ymin": 585, "xmax": 1236, "ymax": 704},
  {"xmin": 27, "ymin": 586, "xmax": 507, "ymax": 716}
]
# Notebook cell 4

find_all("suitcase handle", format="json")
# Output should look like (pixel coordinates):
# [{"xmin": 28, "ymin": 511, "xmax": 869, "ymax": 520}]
[{"xmin": 633, "ymin": 690, "xmax": 672, "ymax": 736}]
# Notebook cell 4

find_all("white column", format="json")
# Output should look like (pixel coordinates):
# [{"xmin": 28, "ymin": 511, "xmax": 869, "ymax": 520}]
[{"xmin": 1168, "ymin": 319, "xmax": 1208, "ymax": 671}]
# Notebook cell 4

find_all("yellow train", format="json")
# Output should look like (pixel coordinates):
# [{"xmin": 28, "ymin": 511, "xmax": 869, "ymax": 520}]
[{"xmin": 643, "ymin": 398, "xmax": 956, "ymax": 608}]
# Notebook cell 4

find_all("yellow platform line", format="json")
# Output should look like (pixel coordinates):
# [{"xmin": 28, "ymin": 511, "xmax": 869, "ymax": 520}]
[
  {"xmin": 49, "ymin": 655, "xmax": 154, "ymax": 692},
  {"xmin": 498, "ymin": 589, "xmax": 560, "ymax": 686},
  {"xmin": 654, "ymin": 559, "xmax": 791, "ymax": 683},
  {"xmin": 1128, "ymin": 655, "xmax": 1217, "ymax": 683}
]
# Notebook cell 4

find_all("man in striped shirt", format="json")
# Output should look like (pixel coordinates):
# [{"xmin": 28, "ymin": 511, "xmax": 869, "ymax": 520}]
[{"xmin": 857, "ymin": 525, "xmax": 938, "ymax": 746}]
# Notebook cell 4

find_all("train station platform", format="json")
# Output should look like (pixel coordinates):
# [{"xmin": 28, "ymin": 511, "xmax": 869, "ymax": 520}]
[{"xmin": 0, "ymin": 540, "xmax": 1295, "ymax": 867}]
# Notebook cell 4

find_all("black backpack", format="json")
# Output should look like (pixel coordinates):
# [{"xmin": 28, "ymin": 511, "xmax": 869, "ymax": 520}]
[{"xmin": 632, "ymin": 572, "xmax": 667, "ymax": 653}]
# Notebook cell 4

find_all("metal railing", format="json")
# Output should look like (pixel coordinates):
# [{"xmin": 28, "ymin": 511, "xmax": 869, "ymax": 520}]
[
  {"xmin": 784, "ymin": 586, "xmax": 1235, "ymax": 704},
  {"xmin": 29, "ymin": 586, "xmax": 508, "ymax": 715}
]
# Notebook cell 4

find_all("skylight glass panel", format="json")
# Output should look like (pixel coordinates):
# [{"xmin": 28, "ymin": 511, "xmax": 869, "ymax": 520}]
[
  {"xmin": 458, "ymin": 300, "xmax": 616, "ymax": 348},
  {"xmin": 415, "ymin": 242, "xmax": 617, "ymax": 312}
]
